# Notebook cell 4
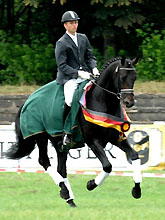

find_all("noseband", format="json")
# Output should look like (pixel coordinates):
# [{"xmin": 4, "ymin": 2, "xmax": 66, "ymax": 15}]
[
  {"xmin": 117, "ymin": 67, "xmax": 135, "ymax": 96},
  {"xmin": 91, "ymin": 66, "xmax": 136, "ymax": 100}
]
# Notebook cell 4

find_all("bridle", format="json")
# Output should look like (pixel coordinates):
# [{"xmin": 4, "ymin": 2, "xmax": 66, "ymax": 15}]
[{"xmin": 90, "ymin": 66, "xmax": 136, "ymax": 100}]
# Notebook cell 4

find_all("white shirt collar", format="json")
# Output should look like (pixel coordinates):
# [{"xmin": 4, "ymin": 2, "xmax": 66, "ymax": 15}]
[
  {"xmin": 66, "ymin": 31, "xmax": 77, "ymax": 38},
  {"xmin": 66, "ymin": 31, "xmax": 78, "ymax": 46}
]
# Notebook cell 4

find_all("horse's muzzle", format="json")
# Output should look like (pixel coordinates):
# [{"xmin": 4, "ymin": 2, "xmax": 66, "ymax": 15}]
[{"xmin": 123, "ymin": 94, "xmax": 134, "ymax": 108}]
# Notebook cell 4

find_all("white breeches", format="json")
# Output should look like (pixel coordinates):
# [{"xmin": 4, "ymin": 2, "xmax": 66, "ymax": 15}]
[{"xmin": 64, "ymin": 78, "xmax": 85, "ymax": 107}]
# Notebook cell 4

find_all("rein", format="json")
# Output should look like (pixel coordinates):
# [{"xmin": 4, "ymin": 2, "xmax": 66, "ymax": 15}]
[
  {"xmin": 91, "ymin": 66, "xmax": 135, "ymax": 100},
  {"xmin": 91, "ymin": 80, "xmax": 121, "ymax": 99}
]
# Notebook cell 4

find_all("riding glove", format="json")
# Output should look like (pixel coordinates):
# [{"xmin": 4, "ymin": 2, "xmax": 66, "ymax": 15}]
[
  {"xmin": 78, "ymin": 70, "xmax": 91, "ymax": 80},
  {"xmin": 92, "ymin": 67, "xmax": 100, "ymax": 77}
]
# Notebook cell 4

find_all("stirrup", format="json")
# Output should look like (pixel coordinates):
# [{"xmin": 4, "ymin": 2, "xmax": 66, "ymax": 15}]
[{"xmin": 63, "ymin": 134, "xmax": 71, "ymax": 146}]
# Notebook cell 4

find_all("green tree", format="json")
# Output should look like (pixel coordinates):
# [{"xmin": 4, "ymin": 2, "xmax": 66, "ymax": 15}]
[
  {"xmin": 136, "ymin": 27, "xmax": 165, "ymax": 80},
  {"xmin": 0, "ymin": 0, "xmax": 164, "ymax": 84},
  {"xmin": 0, "ymin": 31, "xmax": 56, "ymax": 85}
]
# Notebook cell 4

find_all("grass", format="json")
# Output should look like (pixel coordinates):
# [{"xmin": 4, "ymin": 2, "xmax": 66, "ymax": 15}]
[
  {"xmin": 0, "ymin": 172, "xmax": 165, "ymax": 220},
  {"xmin": 134, "ymin": 80, "xmax": 165, "ymax": 94},
  {"xmin": 0, "ymin": 84, "xmax": 40, "ymax": 95},
  {"xmin": 0, "ymin": 80, "xmax": 165, "ymax": 95}
]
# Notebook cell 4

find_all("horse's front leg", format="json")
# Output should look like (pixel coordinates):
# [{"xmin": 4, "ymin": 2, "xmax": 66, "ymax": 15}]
[
  {"xmin": 117, "ymin": 137, "xmax": 142, "ymax": 199},
  {"xmin": 87, "ymin": 139, "xmax": 112, "ymax": 191}
]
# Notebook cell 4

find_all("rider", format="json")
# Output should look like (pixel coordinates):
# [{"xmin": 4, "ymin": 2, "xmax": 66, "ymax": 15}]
[{"xmin": 55, "ymin": 11, "xmax": 100, "ymax": 146}]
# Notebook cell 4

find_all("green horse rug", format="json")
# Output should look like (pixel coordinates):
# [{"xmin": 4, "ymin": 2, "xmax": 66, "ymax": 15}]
[{"xmin": 20, "ymin": 80, "xmax": 88, "ymax": 149}]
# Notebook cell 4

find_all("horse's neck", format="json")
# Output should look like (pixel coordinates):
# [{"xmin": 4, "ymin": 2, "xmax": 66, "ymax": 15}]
[
  {"xmin": 98, "ymin": 66, "xmax": 116, "ymax": 91},
  {"xmin": 86, "ymin": 65, "xmax": 121, "ymax": 115}
]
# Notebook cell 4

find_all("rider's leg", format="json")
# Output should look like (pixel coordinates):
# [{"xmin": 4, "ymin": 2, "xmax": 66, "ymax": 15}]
[
  {"xmin": 63, "ymin": 103, "xmax": 71, "ymax": 145},
  {"xmin": 63, "ymin": 79, "xmax": 81, "ymax": 145}
]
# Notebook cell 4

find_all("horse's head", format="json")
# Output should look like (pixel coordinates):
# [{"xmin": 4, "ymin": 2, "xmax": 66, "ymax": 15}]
[
  {"xmin": 94, "ymin": 56, "xmax": 139, "ymax": 109},
  {"xmin": 117, "ymin": 56, "xmax": 139, "ymax": 108}
]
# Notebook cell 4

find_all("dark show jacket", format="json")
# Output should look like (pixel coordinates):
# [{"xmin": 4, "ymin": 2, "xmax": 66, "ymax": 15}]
[{"xmin": 55, "ymin": 32, "xmax": 97, "ymax": 85}]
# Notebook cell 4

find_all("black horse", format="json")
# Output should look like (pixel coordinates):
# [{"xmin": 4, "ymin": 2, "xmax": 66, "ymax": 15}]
[{"xmin": 6, "ymin": 56, "xmax": 142, "ymax": 207}]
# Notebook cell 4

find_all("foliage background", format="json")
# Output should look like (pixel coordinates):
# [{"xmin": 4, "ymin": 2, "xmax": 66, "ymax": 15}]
[{"xmin": 0, "ymin": 0, "xmax": 164, "ymax": 84}]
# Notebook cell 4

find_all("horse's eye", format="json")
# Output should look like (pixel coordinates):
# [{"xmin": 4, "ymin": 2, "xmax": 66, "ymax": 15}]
[
  {"xmin": 121, "ymin": 75, "xmax": 127, "ymax": 81},
  {"xmin": 127, "ymin": 61, "xmax": 131, "ymax": 67}
]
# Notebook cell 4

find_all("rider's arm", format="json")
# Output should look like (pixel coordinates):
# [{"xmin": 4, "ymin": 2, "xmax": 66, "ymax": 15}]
[{"xmin": 55, "ymin": 41, "xmax": 78, "ymax": 79}]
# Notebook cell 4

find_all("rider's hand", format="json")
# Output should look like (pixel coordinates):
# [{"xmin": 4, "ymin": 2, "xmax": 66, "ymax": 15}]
[
  {"xmin": 92, "ymin": 67, "xmax": 100, "ymax": 77},
  {"xmin": 78, "ymin": 70, "xmax": 91, "ymax": 80}
]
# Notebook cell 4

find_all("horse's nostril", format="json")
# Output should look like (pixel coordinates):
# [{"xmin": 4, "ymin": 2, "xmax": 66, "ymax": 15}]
[{"xmin": 126, "ymin": 102, "xmax": 134, "ymax": 108}]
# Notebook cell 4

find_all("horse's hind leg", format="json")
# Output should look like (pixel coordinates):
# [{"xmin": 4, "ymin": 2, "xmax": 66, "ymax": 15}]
[
  {"xmin": 36, "ymin": 134, "xmax": 67, "ymax": 198},
  {"xmin": 117, "ymin": 138, "xmax": 142, "ymax": 199},
  {"xmin": 37, "ymin": 134, "xmax": 76, "ymax": 207},
  {"xmin": 56, "ymin": 149, "xmax": 76, "ymax": 207},
  {"xmin": 46, "ymin": 137, "xmax": 76, "ymax": 207},
  {"xmin": 36, "ymin": 133, "xmax": 51, "ymax": 170}
]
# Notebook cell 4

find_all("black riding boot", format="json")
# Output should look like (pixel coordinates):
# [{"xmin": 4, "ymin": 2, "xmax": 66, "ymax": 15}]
[{"xmin": 63, "ymin": 103, "xmax": 71, "ymax": 146}]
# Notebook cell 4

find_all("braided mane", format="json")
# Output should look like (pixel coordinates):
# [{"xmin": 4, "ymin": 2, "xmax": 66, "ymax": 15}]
[{"xmin": 100, "ymin": 57, "xmax": 121, "ymax": 74}]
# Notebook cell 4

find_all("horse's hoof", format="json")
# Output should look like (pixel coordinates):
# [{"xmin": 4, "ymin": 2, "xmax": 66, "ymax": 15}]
[
  {"xmin": 87, "ymin": 179, "xmax": 97, "ymax": 191},
  {"xmin": 67, "ymin": 199, "xmax": 77, "ymax": 208},
  {"xmin": 132, "ymin": 186, "xmax": 141, "ymax": 199},
  {"xmin": 59, "ymin": 182, "xmax": 69, "ymax": 200}
]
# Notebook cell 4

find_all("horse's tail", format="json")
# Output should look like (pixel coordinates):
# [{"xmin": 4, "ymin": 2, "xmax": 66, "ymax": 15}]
[{"xmin": 5, "ymin": 105, "xmax": 35, "ymax": 159}]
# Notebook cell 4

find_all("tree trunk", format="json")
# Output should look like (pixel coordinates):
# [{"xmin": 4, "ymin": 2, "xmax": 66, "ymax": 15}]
[
  {"xmin": 0, "ymin": 0, "xmax": 5, "ymax": 29},
  {"xmin": 25, "ymin": 6, "xmax": 32, "ymax": 43},
  {"xmin": 7, "ymin": 0, "xmax": 15, "ymax": 34},
  {"xmin": 103, "ymin": 33, "xmax": 115, "ymax": 60}
]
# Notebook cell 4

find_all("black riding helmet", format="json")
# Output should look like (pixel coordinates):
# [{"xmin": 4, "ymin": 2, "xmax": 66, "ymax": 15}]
[{"xmin": 61, "ymin": 11, "xmax": 80, "ymax": 23}]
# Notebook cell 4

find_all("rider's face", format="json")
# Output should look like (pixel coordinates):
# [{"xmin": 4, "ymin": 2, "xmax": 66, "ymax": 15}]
[{"xmin": 64, "ymin": 20, "xmax": 78, "ymax": 35}]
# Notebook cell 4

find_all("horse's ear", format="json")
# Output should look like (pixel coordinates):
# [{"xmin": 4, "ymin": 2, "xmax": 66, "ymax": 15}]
[
  {"xmin": 132, "ymin": 56, "xmax": 140, "ymax": 66},
  {"xmin": 121, "ymin": 55, "xmax": 125, "ymax": 66}
]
